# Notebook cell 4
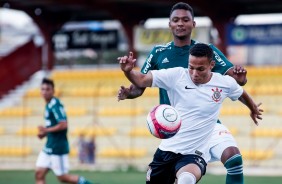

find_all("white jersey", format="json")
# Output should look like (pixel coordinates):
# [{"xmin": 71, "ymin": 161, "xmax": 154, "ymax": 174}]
[{"xmin": 151, "ymin": 67, "xmax": 243, "ymax": 161}]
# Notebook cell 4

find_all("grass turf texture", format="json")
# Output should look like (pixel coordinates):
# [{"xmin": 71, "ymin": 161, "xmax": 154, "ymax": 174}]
[{"xmin": 0, "ymin": 170, "xmax": 281, "ymax": 184}]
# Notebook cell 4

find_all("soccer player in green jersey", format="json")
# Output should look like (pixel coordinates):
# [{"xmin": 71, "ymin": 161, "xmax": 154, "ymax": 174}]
[
  {"xmin": 35, "ymin": 78, "xmax": 92, "ymax": 184},
  {"xmin": 118, "ymin": 2, "xmax": 247, "ymax": 184}
]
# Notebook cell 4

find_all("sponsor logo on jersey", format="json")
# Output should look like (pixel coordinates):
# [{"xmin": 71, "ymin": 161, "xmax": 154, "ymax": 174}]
[
  {"xmin": 213, "ymin": 51, "xmax": 226, "ymax": 66},
  {"xmin": 211, "ymin": 87, "xmax": 222, "ymax": 102},
  {"xmin": 162, "ymin": 57, "xmax": 170, "ymax": 63},
  {"xmin": 155, "ymin": 46, "xmax": 172, "ymax": 53},
  {"xmin": 143, "ymin": 54, "xmax": 153, "ymax": 74}
]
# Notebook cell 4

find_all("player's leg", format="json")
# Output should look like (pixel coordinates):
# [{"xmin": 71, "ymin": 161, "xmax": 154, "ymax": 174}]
[
  {"xmin": 35, "ymin": 151, "xmax": 50, "ymax": 184},
  {"xmin": 146, "ymin": 148, "xmax": 177, "ymax": 184},
  {"xmin": 50, "ymin": 154, "xmax": 93, "ymax": 184},
  {"xmin": 175, "ymin": 155, "xmax": 207, "ymax": 184},
  {"xmin": 209, "ymin": 123, "xmax": 243, "ymax": 184},
  {"xmin": 222, "ymin": 147, "xmax": 243, "ymax": 184}
]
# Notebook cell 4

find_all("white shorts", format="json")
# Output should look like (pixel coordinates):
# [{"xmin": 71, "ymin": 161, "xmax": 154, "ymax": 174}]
[
  {"xmin": 36, "ymin": 151, "xmax": 70, "ymax": 176},
  {"xmin": 207, "ymin": 123, "xmax": 238, "ymax": 163}
]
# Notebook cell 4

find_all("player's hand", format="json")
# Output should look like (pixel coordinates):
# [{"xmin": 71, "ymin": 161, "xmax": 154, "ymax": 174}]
[
  {"xmin": 232, "ymin": 65, "xmax": 247, "ymax": 86},
  {"xmin": 117, "ymin": 85, "xmax": 132, "ymax": 101},
  {"xmin": 37, "ymin": 126, "xmax": 47, "ymax": 139},
  {"xmin": 37, "ymin": 132, "xmax": 46, "ymax": 139},
  {"xmin": 250, "ymin": 102, "xmax": 263, "ymax": 125},
  {"xmin": 117, "ymin": 52, "xmax": 136, "ymax": 72}
]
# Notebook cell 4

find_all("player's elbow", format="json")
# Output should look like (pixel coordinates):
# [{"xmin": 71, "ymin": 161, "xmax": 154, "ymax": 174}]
[
  {"xmin": 238, "ymin": 78, "xmax": 247, "ymax": 86},
  {"xmin": 59, "ymin": 121, "xmax": 68, "ymax": 130}
]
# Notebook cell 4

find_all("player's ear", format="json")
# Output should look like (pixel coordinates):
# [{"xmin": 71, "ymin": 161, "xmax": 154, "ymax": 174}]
[
  {"xmin": 210, "ymin": 60, "xmax": 215, "ymax": 69},
  {"xmin": 192, "ymin": 20, "xmax": 196, "ymax": 28},
  {"xmin": 168, "ymin": 21, "xmax": 171, "ymax": 28}
]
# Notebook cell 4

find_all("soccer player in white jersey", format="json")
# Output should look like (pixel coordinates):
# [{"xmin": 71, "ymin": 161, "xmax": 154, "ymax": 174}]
[
  {"xmin": 118, "ymin": 2, "xmax": 250, "ymax": 184},
  {"xmin": 118, "ymin": 43, "xmax": 263, "ymax": 184}
]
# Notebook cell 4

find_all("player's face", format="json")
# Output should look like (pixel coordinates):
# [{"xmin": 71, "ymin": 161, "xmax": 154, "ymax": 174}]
[
  {"xmin": 41, "ymin": 84, "xmax": 54, "ymax": 102},
  {"xmin": 188, "ymin": 55, "xmax": 215, "ymax": 85},
  {"xmin": 169, "ymin": 9, "xmax": 195, "ymax": 40}
]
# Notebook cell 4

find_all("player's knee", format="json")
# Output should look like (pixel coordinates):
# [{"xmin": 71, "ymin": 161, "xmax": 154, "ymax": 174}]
[
  {"xmin": 224, "ymin": 154, "xmax": 243, "ymax": 174},
  {"xmin": 177, "ymin": 172, "xmax": 196, "ymax": 184},
  {"xmin": 35, "ymin": 170, "xmax": 45, "ymax": 180},
  {"xmin": 57, "ymin": 175, "xmax": 69, "ymax": 183}
]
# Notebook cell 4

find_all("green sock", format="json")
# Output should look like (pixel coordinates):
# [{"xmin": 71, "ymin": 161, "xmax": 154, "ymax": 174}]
[
  {"xmin": 224, "ymin": 154, "xmax": 244, "ymax": 184},
  {"xmin": 78, "ymin": 176, "xmax": 93, "ymax": 184}
]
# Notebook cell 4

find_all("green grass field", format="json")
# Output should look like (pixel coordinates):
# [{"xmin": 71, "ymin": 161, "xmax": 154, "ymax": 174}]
[{"xmin": 0, "ymin": 170, "xmax": 282, "ymax": 184}]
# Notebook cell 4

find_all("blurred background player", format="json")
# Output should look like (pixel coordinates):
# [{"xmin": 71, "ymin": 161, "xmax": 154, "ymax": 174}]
[
  {"xmin": 118, "ymin": 2, "xmax": 248, "ymax": 184},
  {"xmin": 118, "ymin": 44, "xmax": 263, "ymax": 184},
  {"xmin": 35, "ymin": 78, "xmax": 92, "ymax": 184}
]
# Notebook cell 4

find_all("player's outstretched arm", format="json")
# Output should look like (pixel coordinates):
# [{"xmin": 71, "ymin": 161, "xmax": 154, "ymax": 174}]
[
  {"xmin": 226, "ymin": 65, "xmax": 248, "ymax": 86},
  {"xmin": 117, "ymin": 84, "xmax": 145, "ymax": 101},
  {"xmin": 239, "ymin": 90, "xmax": 263, "ymax": 125},
  {"xmin": 118, "ymin": 52, "xmax": 153, "ymax": 88}
]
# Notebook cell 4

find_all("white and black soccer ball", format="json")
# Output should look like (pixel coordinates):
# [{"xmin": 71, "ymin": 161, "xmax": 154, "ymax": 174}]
[{"xmin": 146, "ymin": 104, "xmax": 181, "ymax": 139}]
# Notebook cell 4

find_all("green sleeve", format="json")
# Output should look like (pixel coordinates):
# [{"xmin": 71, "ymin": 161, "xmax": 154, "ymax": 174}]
[
  {"xmin": 51, "ymin": 102, "xmax": 67, "ymax": 123},
  {"xmin": 209, "ymin": 44, "xmax": 234, "ymax": 75}
]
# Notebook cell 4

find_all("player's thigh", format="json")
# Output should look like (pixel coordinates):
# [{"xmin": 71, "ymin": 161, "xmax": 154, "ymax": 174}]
[
  {"xmin": 146, "ymin": 148, "xmax": 178, "ymax": 184},
  {"xmin": 50, "ymin": 154, "xmax": 70, "ymax": 176},
  {"xmin": 175, "ymin": 154, "xmax": 207, "ymax": 182},
  {"xmin": 209, "ymin": 123, "xmax": 238, "ymax": 162},
  {"xmin": 36, "ymin": 151, "xmax": 51, "ymax": 169}
]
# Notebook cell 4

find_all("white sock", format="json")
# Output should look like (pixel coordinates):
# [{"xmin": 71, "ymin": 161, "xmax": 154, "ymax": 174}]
[{"xmin": 177, "ymin": 172, "xmax": 196, "ymax": 184}]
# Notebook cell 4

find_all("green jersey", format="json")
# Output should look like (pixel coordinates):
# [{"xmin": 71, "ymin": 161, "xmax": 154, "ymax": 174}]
[
  {"xmin": 43, "ymin": 97, "xmax": 69, "ymax": 155},
  {"xmin": 140, "ymin": 40, "xmax": 234, "ymax": 105}
]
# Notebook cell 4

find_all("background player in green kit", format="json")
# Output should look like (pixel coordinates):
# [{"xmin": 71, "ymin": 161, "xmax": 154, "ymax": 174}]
[
  {"xmin": 118, "ymin": 2, "xmax": 247, "ymax": 184},
  {"xmin": 35, "ymin": 78, "xmax": 92, "ymax": 184}
]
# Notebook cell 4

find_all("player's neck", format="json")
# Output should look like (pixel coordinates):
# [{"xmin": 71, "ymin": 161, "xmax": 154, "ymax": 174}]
[
  {"xmin": 174, "ymin": 37, "xmax": 192, "ymax": 47},
  {"xmin": 204, "ymin": 73, "xmax": 213, "ymax": 84},
  {"xmin": 45, "ymin": 96, "xmax": 53, "ymax": 103}
]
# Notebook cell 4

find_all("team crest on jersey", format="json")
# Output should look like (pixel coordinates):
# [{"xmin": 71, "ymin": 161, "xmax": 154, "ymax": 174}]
[{"xmin": 211, "ymin": 87, "xmax": 222, "ymax": 102}]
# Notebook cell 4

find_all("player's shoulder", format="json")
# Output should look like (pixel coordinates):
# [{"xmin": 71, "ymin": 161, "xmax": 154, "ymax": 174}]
[
  {"xmin": 152, "ymin": 41, "xmax": 173, "ymax": 54},
  {"xmin": 48, "ymin": 97, "xmax": 63, "ymax": 109},
  {"xmin": 193, "ymin": 40, "xmax": 217, "ymax": 50},
  {"xmin": 213, "ymin": 73, "xmax": 236, "ymax": 84}
]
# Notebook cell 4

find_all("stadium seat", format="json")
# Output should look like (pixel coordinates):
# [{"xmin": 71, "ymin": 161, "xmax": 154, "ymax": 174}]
[
  {"xmin": 71, "ymin": 127, "xmax": 116, "ymax": 137},
  {"xmin": 220, "ymin": 107, "xmax": 249, "ymax": 115},
  {"xmin": 251, "ymin": 128, "xmax": 282, "ymax": 137},
  {"xmin": 0, "ymin": 147, "xmax": 32, "ymax": 157},
  {"xmin": 128, "ymin": 128, "xmax": 152, "ymax": 137},
  {"xmin": 241, "ymin": 149, "xmax": 274, "ymax": 160},
  {"xmin": 0, "ymin": 107, "xmax": 32, "ymax": 117},
  {"xmin": 0, "ymin": 127, "xmax": 4, "ymax": 135},
  {"xmin": 16, "ymin": 127, "xmax": 38, "ymax": 136},
  {"xmin": 98, "ymin": 148, "xmax": 147, "ymax": 158},
  {"xmin": 98, "ymin": 107, "xmax": 144, "ymax": 116},
  {"xmin": 65, "ymin": 107, "xmax": 87, "ymax": 116}
]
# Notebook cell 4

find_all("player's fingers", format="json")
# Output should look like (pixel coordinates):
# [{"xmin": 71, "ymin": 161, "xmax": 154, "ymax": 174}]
[{"xmin": 252, "ymin": 116, "xmax": 258, "ymax": 125}]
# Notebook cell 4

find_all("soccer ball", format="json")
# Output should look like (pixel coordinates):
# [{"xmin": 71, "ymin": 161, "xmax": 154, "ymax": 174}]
[{"xmin": 146, "ymin": 104, "xmax": 181, "ymax": 139}]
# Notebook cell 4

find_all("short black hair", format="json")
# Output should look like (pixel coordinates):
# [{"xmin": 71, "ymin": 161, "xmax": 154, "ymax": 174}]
[
  {"xmin": 42, "ymin": 78, "xmax": 54, "ymax": 88},
  {"xmin": 170, "ymin": 2, "xmax": 194, "ymax": 19},
  {"xmin": 189, "ymin": 43, "xmax": 213, "ymax": 61}
]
